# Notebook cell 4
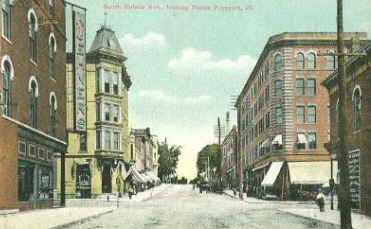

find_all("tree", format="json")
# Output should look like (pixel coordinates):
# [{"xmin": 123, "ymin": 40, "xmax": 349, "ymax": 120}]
[
  {"xmin": 158, "ymin": 141, "xmax": 181, "ymax": 182},
  {"xmin": 196, "ymin": 144, "xmax": 221, "ymax": 179}
]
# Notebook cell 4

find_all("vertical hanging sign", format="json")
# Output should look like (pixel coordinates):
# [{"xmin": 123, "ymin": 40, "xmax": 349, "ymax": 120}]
[{"xmin": 73, "ymin": 10, "xmax": 86, "ymax": 131}]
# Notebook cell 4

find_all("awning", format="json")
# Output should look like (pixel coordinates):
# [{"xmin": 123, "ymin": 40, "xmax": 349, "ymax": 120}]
[
  {"xmin": 297, "ymin": 134, "xmax": 307, "ymax": 144},
  {"xmin": 261, "ymin": 162, "xmax": 284, "ymax": 186},
  {"xmin": 288, "ymin": 161, "xmax": 338, "ymax": 185},
  {"xmin": 120, "ymin": 163, "xmax": 132, "ymax": 180},
  {"xmin": 131, "ymin": 166, "xmax": 146, "ymax": 183},
  {"xmin": 272, "ymin": 134, "xmax": 282, "ymax": 145},
  {"xmin": 262, "ymin": 138, "xmax": 272, "ymax": 148}
]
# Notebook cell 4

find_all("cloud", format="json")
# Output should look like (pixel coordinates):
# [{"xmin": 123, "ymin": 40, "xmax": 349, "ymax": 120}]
[
  {"xmin": 119, "ymin": 32, "xmax": 167, "ymax": 54},
  {"xmin": 138, "ymin": 89, "xmax": 212, "ymax": 105},
  {"xmin": 361, "ymin": 22, "xmax": 371, "ymax": 36},
  {"xmin": 168, "ymin": 48, "xmax": 256, "ymax": 77}
]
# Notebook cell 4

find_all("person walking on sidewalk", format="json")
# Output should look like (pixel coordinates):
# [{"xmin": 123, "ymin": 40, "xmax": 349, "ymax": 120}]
[{"xmin": 316, "ymin": 189, "xmax": 325, "ymax": 212}]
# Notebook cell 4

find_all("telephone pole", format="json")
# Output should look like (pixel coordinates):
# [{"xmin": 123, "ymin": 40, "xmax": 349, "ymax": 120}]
[{"xmin": 337, "ymin": 0, "xmax": 352, "ymax": 228}]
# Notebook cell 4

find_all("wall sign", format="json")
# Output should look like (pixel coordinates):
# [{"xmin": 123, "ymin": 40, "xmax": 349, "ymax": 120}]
[
  {"xmin": 73, "ymin": 10, "xmax": 87, "ymax": 131},
  {"xmin": 349, "ymin": 150, "xmax": 360, "ymax": 209}
]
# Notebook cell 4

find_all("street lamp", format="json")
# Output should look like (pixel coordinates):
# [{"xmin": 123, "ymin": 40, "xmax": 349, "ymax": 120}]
[{"xmin": 324, "ymin": 142, "xmax": 336, "ymax": 210}]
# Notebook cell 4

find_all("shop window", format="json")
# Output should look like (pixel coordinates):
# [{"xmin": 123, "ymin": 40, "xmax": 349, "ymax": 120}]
[
  {"xmin": 274, "ymin": 54, "xmax": 283, "ymax": 71},
  {"xmin": 296, "ymin": 78, "xmax": 304, "ymax": 95},
  {"xmin": 308, "ymin": 132, "xmax": 317, "ymax": 149},
  {"xmin": 18, "ymin": 161, "xmax": 35, "ymax": 201},
  {"xmin": 297, "ymin": 106, "xmax": 305, "ymax": 123},
  {"xmin": 307, "ymin": 78, "xmax": 316, "ymax": 95},
  {"xmin": 308, "ymin": 106, "xmax": 317, "ymax": 123},
  {"xmin": 18, "ymin": 141, "xmax": 27, "ymax": 155},
  {"xmin": 307, "ymin": 53, "xmax": 316, "ymax": 70},
  {"xmin": 28, "ymin": 11, "xmax": 38, "ymax": 62},
  {"xmin": 353, "ymin": 88, "xmax": 361, "ymax": 131},
  {"xmin": 296, "ymin": 52, "xmax": 304, "ymax": 69},
  {"xmin": 2, "ymin": 60, "xmax": 12, "ymax": 116},
  {"xmin": 37, "ymin": 166, "xmax": 53, "ymax": 199},
  {"xmin": 2, "ymin": 0, "xmax": 11, "ymax": 40},
  {"xmin": 47, "ymin": 150, "xmax": 53, "ymax": 161}
]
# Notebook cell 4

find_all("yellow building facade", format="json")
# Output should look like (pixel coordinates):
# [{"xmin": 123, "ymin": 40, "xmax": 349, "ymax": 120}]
[{"xmin": 58, "ymin": 25, "xmax": 134, "ymax": 198}]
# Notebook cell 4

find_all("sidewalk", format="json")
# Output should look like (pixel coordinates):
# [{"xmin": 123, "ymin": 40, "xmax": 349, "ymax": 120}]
[
  {"xmin": 279, "ymin": 208, "xmax": 371, "ymax": 229},
  {"xmin": 0, "ymin": 184, "xmax": 169, "ymax": 229}
]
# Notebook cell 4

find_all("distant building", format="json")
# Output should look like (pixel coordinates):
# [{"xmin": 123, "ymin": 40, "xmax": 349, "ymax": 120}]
[
  {"xmin": 323, "ymin": 42, "xmax": 371, "ymax": 216},
  {"xmin": 132, "ymin": 128, "xmax": 158, "ymax": 172},
  {"xmin": 59, "ymin": 24, "xmax": 133, "ymax": 199},
  {"xmin": 0, "ymin": 0, "xmax": 67, "ymax": 210},
  {"xmin": 221, "ymin": 126, "xmax": 237, "ymax": 189},
  {"xmin": 235, "ymin": 32, "xmax": 368, "ymax": 199}
]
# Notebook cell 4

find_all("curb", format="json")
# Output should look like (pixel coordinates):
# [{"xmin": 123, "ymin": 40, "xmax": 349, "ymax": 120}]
[
  {"xmin": 277, "ymin": 209, "xmax": 339, "ymax": 227},
  {"xmin": 50, "ymin": 208, "xmax": 116, "ymax": 229}
]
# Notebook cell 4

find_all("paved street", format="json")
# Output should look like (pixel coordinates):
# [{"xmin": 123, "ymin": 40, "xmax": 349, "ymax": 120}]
[{"xmin": 64, "ymin": 185, "xmax": 337, "ymax": 229}]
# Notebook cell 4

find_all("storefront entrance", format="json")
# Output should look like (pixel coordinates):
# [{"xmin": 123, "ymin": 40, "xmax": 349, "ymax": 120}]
[
  {"xmin": 102, "ymin": 164, "xmax": 112, "ymax": 193},
  {"xmin": 76, "ymin": 164, "xmax": 91, "ymax": 198}
]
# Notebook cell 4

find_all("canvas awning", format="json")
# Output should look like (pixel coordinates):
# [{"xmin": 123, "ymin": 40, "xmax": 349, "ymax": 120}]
[
  {"xmin": 272, "ymin": 134, "xmax": 282, "ymax": 145},
  {"xmin": 131, "ymin": 166, "xmax": 146, "ymax": 183},
  {"xmin": 252, "ymin": 163, "xmax": 270, "ymax": 172},
  {"xmin": 288, "ymin": 161, "xmax": 337, "ymax": 185},
  {"xmin": 297, "ymin": 134, "xmax": 307, "ymax": 144},
  {"xmin": 261, "ymin": 162, "xmax": 284, "ymax": 187}
]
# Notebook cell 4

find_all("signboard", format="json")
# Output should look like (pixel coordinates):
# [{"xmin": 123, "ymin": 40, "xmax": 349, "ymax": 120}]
[
  {"xmin": 73, "ymin": 10, "xmax": 87, "ymax": 131},
  {"xmin": 349, "ymin": 150, "xmax": 360, "ymax": 209}
]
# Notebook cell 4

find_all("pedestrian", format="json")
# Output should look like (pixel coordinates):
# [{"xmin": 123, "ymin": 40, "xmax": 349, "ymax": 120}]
[{"xmin": 316, "ymin": 189, "xmax": 325, "ymax": 212}]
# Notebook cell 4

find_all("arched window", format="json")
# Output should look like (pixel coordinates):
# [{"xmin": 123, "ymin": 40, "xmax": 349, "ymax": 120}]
[
  {"xmin": 274, "ymin": 54, "xmax": 283, "ymax": 71},
  {"xmin": 28, "ymin": 10, "xmax": 38, "ymax": 62},
  {"xmin": 50, "ymin": 93, "xmax": 57, "ymax": 136},
  {"xmin": 327, "ymin": 54, "xmax": 336, "ymax": 70},
  {"xmin": 3, "ymin": 61, "xmax": 11, "ymax": 116},
  {"xmin": 353, "ymin": 88, "xmax": 361, "ymax": 131},
  {"xmin": 308, "ymin": 53, "xmax": 316, "ymax": 70},
  {"xmin": 49, "ymin": 0, "xmax": 55, "ymax": 17},
  {"xmin": 296, "ymin": 52, "xmax": 304, "ymax": 69},
  {"xmin": 2, "ymin": 0, "xmax": 11, "ymax": 39},
  {"xmin": 29, "ymin": 78, "xmax": 38, "ymax": 127},
  {"xmin": 49, "ymin": 34, "xmax": 57, "ymax": 79}
]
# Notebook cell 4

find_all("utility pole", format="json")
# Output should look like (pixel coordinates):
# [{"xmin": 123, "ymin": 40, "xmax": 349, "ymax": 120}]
[{"xmin": 337, "ymin": 1, "xmax": 352, "ymax": 228}]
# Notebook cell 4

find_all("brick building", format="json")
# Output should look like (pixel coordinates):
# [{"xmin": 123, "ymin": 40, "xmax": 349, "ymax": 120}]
[
  {"xmin": 221, "ymin": 126, "xmax": 237, "ymax": 189},
  {"xmin": 323, "ymin": 42, "xmax": 371, "ymax": 216},
  {"xmin": 235, "ymin": 32, "xmax": 368, "ymax": 200},
  {"xmin": 0, "ymin": 0, "xmax": 67, "ymax": 210}
]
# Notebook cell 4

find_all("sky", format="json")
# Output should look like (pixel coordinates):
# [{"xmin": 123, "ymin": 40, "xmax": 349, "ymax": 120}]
[{"xmin": 67, "ymin": 0, "xmax": 371, "ymax": 179}]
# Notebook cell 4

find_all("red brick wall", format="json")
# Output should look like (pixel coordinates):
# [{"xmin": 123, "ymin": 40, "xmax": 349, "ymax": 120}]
[{"xmin": 0, "ymin": 118, "xmax": 18, "ymax": 209}]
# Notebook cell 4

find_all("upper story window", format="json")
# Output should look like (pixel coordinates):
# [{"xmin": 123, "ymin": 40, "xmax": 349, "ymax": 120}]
[
  {"xmin": 99, "ymin": 102, "xmax": 121, "ymax": 123},
  {"xmin": 104, "ymin": 103, "xmax": 110, "ymax": 121},
  {"xmin": 274, "ymin": 54, "xmax": 283, "ymax": 71},
  {"xmin": 307, "ymin": 78, "xmax": 316, "ymax": 95},
  {"xmin": 297, "ymin": 106, "xmax": 305, "ymax": 123},
  {"xmin": 28, "ymin": 10, "xmax": 38, "ymax": 62},
  {"xmin": 29, "ymin": 77, "xmax": 39, "ymax": 128},
  {"xmin": 80, "ymin": 133, "xmax": 87, "ymax": 151},
  {"xmin": 275, "ymin": 79, "xmax": 282, "ymax": 97},
  {"xmin": 49, "ymin": 93, "xmax": 57, "ymax": 136},
  {"xmin": 327, "ymin": 54, "xmax": 336, "ymax": 70},
  {"xmin": 49, "ymin": 34, "xmax": 57, "ymax": 79},
  {"xmin": 296, "ymin": 78, "xmax": 304, "ymax": 95},
  {"xmin": 104, "ymin": 131, "xmax": 111, "ymax": 150},
  {"xmin": 308, "ymin": 132, "xmax": 317, "ymax": 149},
  {"xmin": 113, "ymin": 132, "xmax": 120, "ymax": 151},
  {"xmin": 1, "ymin": 56, "xmax": 13, "ymax": 116},
  {"xmin": 2, "ymin": 0, "xmax": 11, "ymax": 40},
  {"xmin": 307, "ymin": 53, "xmax": 316, "ymax": 70},
  {"xmin": 113, "ymin": 104, "xmax": 119, "ymax": 122},
  {"xmin": 353, "ymin": 87, "xmax": 361, "ymax": 131},
  {"xmin": 99, "ymin": 69, "xmax": 121, "ymax": 95},
  {"xmin": 296, "ymin": 52, "xmax": 304, "ymax": 69},
  {"xmin": 275, "ymin": 107, "xmax": 283, "ymax": 124},
  {"xmin": 308, "ymin": 105, "xmax": 317, "ymax": 123},
  {"xmin": 49, "ymin": 0, "xmax": 55, "ymax": 18}
]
